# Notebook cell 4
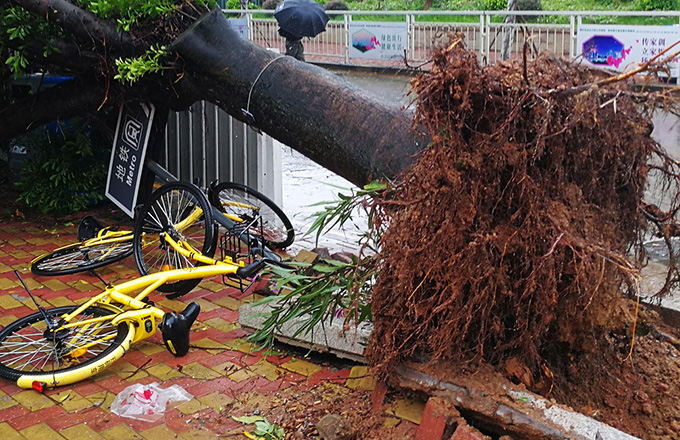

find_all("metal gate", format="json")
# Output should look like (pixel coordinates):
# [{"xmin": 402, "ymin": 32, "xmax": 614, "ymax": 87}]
[{"xmin": 160, "ymin": 101, "xmax": 282, "ymax": 205}]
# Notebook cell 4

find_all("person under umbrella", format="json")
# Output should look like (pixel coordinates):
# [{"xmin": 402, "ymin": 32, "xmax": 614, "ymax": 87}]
[
  {"xmin": 274, "ymin": 0, "xmax": 329, "ymax": 62},
  {"xmin": 279, "ymin": 28, "xmax": 305, "ymax": 61}
]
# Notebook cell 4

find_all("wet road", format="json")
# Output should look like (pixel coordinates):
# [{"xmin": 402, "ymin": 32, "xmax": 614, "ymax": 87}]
[{"xmin": 280, "ymin": 70, "xmax": 412, "ymax": 253}]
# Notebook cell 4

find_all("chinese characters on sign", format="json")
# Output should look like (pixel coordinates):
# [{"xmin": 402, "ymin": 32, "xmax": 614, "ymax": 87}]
[
  {"xmin": 105, "ymin": 102, "xmax": 155, "ymax": 218},
  {"xmin": 577, "ymin": 24, "xmax": 680, "ymax": 78},
  {"xmin": 349, "ymin": 22, "xmax": 408, "ymax": 60}
]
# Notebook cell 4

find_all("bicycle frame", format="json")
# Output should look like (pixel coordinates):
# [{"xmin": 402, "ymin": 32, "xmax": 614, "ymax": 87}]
[{"xmin": 16, "ymin": 234, "xmax": 246, "ymax": 389}]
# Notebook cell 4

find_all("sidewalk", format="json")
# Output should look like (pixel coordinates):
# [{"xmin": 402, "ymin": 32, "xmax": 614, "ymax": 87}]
[{"xmin": 0, "ymin": 212, "xmax": 425, "ymax": 439}]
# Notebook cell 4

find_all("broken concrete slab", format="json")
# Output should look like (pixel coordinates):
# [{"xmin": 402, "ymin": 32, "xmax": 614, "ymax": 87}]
[
  {"xmin": 238, "ymin": 300, "xmax": 372, "ymax": 363},
  {"xmin": 393, "ymin": 365, "xmax": 641, "ymax": 440}
]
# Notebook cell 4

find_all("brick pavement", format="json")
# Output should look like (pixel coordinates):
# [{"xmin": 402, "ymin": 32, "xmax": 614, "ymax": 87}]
[{"xmin": 0, "ymin": 215, "xmax": 431, "ymax": 439}]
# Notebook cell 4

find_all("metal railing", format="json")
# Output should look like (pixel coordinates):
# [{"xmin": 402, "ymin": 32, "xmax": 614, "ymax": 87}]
[{"xmin": 227, "ymin": 9, "xmax": 680, "ymax": 67}]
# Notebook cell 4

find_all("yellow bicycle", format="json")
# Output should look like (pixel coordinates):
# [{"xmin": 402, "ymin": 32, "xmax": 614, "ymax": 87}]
[
  {"xmin": 0, "ymin": 182, "xmax": 277, "ymax": 390},
  {"xmin": 29, "ymin": 181, "xmax": 294, "ymax": 287}
]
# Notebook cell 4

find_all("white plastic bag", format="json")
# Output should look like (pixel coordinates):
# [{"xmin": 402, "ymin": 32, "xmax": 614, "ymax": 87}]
[{"xmin": 111, "ymin": 382, "xmax": 193, "ymax": 422}]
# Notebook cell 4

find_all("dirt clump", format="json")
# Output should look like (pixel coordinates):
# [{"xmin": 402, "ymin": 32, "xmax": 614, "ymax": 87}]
[{"xmin": 367, "ymin": 37, "xmax": 680, "ymax": 438}]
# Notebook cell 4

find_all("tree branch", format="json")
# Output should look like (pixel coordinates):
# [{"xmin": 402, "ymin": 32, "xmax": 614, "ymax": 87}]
[
  {"xmin": 10, "ymin": 0, "xmax": 134, "ymax": 52},
  {"xmin": 0, "ymin": 78, "xmax": 110, "ymax": 141},
  {"xmin": 5, "ymin": 36, "xmax": 100, "ymax": 72}
]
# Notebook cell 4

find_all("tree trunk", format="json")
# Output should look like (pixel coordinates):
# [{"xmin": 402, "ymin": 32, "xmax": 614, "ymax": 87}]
[
  {"xmin": 169, "ymin": 8, "xmax": 426, "ymax": 187},
  {"xmin": 501, "ymin": 0, "xmax": 518, "ymax": 61}
]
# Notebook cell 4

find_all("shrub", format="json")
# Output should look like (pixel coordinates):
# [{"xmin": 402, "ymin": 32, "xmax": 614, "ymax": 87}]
[
  {"xmin": 484, "ymin": 0, "xmax": 507, "ymax": 10},
  {"xmin": 636, "ymin": 0, "xmax": 678, "ymax": 9},
  {"xmin": 16, "ymin": 120, "xmax": 109, "ymax": 215},
  {"xmin": 324, "ymin": 0, "xmax": 350, "ymax": 10},
  {"xmin": 518, "ymin": 0, "xmax": 542, "ymax": 9},
  {"xmin": 262, "ymin": 0, "xmax": 279, "ymax": 9}
]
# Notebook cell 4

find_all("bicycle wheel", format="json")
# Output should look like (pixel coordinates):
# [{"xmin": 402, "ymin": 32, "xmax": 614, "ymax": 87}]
[
  {"xmin": 210, "ymin": 182, "xmax": 295, "ymax": 249},
  {"xmin": 133, "ymin": 181, "xmax": 216, "ymax": 297},
  {"xmin": 0, "ymin": 305, "xmax": 133, "ymax": 388},
  {"xmin": 31, "ymin": 238, "xmax": 134, "ymax": 276}
]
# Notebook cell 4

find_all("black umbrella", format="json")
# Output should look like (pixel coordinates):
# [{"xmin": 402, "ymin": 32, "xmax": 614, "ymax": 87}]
[{"xmin": 274, "ymin": 0, "xmax": 329, "ymax": 39}]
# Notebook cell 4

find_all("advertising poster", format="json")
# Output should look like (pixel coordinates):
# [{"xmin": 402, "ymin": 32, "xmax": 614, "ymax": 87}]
[
  {"xmin": 229, "ymin": 18, "xmax": 249, "ymax": 39},
  {"xmin": 349, "ymin": 22, "xmax": 408, "ymax": 60},
  {"xmin": 577, "ymin": 24, "xmax": 680, "ymax": 77}
]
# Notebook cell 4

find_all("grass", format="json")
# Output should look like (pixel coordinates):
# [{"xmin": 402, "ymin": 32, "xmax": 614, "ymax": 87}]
[{"xmin": 337, "ymin": 0, "xmax": 680, "ymax": 24}]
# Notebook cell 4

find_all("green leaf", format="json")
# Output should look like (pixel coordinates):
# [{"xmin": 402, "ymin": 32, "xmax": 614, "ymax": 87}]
[{"xmin": 232, "ymin": 415, "xmax": 265, "ymax": 424}]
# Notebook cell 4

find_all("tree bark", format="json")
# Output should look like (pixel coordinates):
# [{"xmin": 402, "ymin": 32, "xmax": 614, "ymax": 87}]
[
  {"xmin": 169, "ymin": 8, "xmax": 425, "ymax": 186},
  {"xmin": 501, "ymin": 0, "xmax": 518, "ymax": 61}
]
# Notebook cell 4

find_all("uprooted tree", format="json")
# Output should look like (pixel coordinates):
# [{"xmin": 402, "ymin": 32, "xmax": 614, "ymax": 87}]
[
  {"xmin": 366, "ymin": 40, "xmax": 680, "ymax": 388},
  {"xmin": 0, "ymin": 2, "xmax": 423, "ymax": 186}
]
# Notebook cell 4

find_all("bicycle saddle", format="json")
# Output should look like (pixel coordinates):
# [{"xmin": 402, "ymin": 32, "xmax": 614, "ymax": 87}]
[
  {"xmin": 77, "ymin": 215, "xmax": 104, "ymax": 241},
  {"xmin": 160, "ymin": 302, "xmax": 201, "ymax": 356}
]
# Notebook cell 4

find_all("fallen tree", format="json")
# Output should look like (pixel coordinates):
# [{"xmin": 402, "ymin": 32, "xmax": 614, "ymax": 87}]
[
  {"xmin": 1, "ymin": 2, "xmax": 423, "ymax": 186},
  {"xmin": 362, "ymin": 39, "xmax": 680, "ymax": 439}
]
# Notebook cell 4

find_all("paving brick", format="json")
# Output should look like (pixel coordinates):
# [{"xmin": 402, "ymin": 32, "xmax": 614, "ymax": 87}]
[
  {"xmin": 196, "ymin": 391, "xmax": 235, "ymax": 411},
  {"xmin": 201, "ymin": 317, "xmax": 240, "ymax": 333},
  {"xmin": 0, "ymin": 393, "xmax": 17, "ymax": 411},
  {"xmin": 20, "ymin": 422, "xmax": 65, "ymax": 440},
  {"xmin": 0, "ymin": 295, "xmax": 23, "ymax": 309},
  {"xmin": 0, "ymin": 314, "xmax": 18, "ymax": 327},
  {"xmin": 99, "ymin": 424, "xmax": 143, "ymax": 440},
  {"xmin": 51, "ymin": 390, "xmax": 94, "ymax": 413},
  {"xmin": 108, "ymin": 361, "xmax": 149, "ymax": 381},
  {"xmin": 12, "ymin": 390, "xmax": 55, "ymax": 411},
  {"xmin": 386, "ymin": 397, "xmax": 426, "ymax": 425},
  {"xmin": 0, "ymin": 422, "xmax": 23, "ymax": 440},
  {"xmin": 279, "ymin": 358, "xmax": 323, "ymax": 377},
  {"xmin": 60, "ymin": 423, "xmax": 103, "ymax": 440},
  {"xmin": 146, "ymin": 363, "xmax": 185, "ymax": 382},
  {"xmin": 175, "ymin": 398, "xmax": 210, "ymax": 416},
  {"xmin": 84, "ymin": 390, "xmax": 116, "ymax": 413},
  {"xmin": 226, "ymin": 365, "xmax": 260, "ymax": 383},
  {"xmin": 346, "ymin": 365, "xmax": 376, "ymax": 391},
  {"xmin": 307, "ymin": 368, "xmax": 351, "ymax": 386},
  {"xmin": 197, "ymin": 280, "xmax": 228, "ymax": 293},
  {"xmin": 180, "ymin": 362, "xmax": 223, "ymax": 381},
  {"xmin": 156, "ymin": 298, "xmax": 187, "ymax": 313},
  {"xmin": 46, "ymin": 407, "xmax": 108, "ymax": 431},
  {"xmin": 191, "ymin": 337, "xmax": 227, "ymax": 353},
  {"xmin": 209, "ymin": 295, "xmax": 243, "ymax": 310},
  {"xmin": 135, "ymin": 341, "xmax": 166, "ymax": 356},
  {"xmin": 0, "ymin": 401, "xmax": 29, "ymax": 422},
  {"xmin": 198, "ymin": 307, "xmax": 239, "ymax": 322},
  {"xmin": 415, "ymin": 397, "xmax": 460, "ymax": 440},
  {"xmin": 47, "ymin": 297, "xmax": 77, "ymax": 307},
  {"xmin": 41, "ymin": 279, "xmax": 71, "ymax": 291},
  {"xmin": 247, "ymin": 361, "xmax": 284, "ymax": 381},
  {"xmin": 200, "ymin": 350, "xmax": 245, "ymax": 369},
  {"xmin": 371, "ymin": 381, "xmax": 389, "ymax": 414},
  {"xmin": 179, "ymin": 428, "xmax": 221, "ymax": 439},
  {"xmin": 70, "ymin": 381, "xmax": 105, "ymax": 397},
  {"xmin": 8, "ymin": 404, "xmax": 67, "ymax": 430},
  {"xmin": 186, "ymin": 376, "xmax": 238, "ymax": 399},
  {"xmin": 139, "ymin": 424, "xmax": 178, "ymax": 440}
]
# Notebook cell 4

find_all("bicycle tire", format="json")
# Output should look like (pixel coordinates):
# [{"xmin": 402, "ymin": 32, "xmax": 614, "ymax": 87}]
[
  {"xmin": 133, "ymin": 181, "xmax": 216, "ymax": 298},
  {"xmin": 30, "ymin": 239, "xmax": 134, "ymax": 276},
  {"xmin": 210, "ymin": 182, "xmax": 295, "ymax": 249},
  {"xmin": 0, "ymin": 305, "xmax": 133, "ymax": 388}
]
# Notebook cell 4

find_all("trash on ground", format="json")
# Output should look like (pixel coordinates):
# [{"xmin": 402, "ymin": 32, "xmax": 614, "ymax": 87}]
[{"xmin": 111, "ymin": 382, "xmax": 192, "ymax": 421}]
